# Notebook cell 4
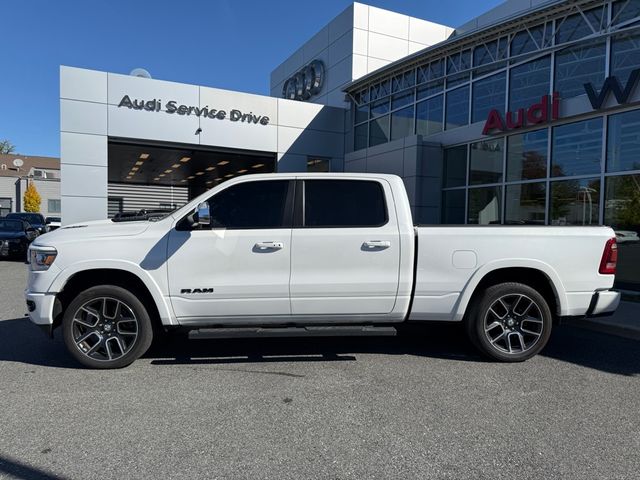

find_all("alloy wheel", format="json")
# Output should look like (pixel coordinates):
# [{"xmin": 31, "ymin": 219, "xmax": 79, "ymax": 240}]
[
  {"xmin": 71, "ymin": 297, "xmax": 139, "ymax": 362},
  {"xmin": 483, "ymin": 294, "xmax": 544, "ymax": 355}
]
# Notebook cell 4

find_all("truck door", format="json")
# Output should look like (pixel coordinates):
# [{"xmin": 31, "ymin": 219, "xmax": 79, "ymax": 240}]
[
  {"xmin": 167, "ymin": 179, "xmax": 294, "ymax": 321},
  {"xmin": 289, "ymin": 178, "xmax": 400, "ymax": 316}
]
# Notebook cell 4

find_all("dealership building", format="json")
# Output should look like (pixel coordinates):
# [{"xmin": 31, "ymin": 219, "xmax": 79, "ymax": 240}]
[{"xmin": 60, "ymin": 0, "xmax": 640, "ymax": 289}]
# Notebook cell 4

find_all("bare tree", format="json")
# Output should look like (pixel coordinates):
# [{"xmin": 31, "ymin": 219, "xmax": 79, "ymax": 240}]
[{"xmin": 0, "ymin": 139, "xmax": 16, "ymax": 154}]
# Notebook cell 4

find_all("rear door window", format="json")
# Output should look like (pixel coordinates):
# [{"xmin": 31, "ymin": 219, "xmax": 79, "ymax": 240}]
[{"xmin": 303, "ymin": 180, "xmax": 387, "ymax": 228}]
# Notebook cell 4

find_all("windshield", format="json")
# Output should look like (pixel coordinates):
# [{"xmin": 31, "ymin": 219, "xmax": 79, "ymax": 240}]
[
  {"xmin": 8, "ymin": 213, "xmax": 43, "ymax": 225},
  {"xmin": 0, "ymin": 220, "xmax": 23, "ymax": 232}
]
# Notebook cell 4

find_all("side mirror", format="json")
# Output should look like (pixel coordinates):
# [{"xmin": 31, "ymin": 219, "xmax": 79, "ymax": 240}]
[
  {"xmin": 180, "ymin": 202, "xmax": 210, "ymax": 230},
  {"xmin": 197, "ymin": 202, "xmax": 210, "ymax": 227}
]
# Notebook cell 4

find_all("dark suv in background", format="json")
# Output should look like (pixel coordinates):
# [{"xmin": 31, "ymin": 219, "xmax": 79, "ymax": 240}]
[
  {"xmin": 0, "ymin": 218, "xmax": 38, "ymax": 258},
  {"xmin": 6, "ymin": 212, "xmax": 48, "ymax": 234}
]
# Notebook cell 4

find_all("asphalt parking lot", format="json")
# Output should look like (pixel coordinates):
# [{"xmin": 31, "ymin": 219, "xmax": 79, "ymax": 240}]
[{"xmin": 1, "ymin": 260, "xmax": 639, "ymax": 480}]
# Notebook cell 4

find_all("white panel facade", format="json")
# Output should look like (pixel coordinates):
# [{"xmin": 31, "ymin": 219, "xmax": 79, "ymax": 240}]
[
  {"xmin": 60, "ymin": 65, "xmax": 345, "ymax": 225},
  {"xmin": 269, "ymin": 2, "xmax": 452, "ymax": 108}
]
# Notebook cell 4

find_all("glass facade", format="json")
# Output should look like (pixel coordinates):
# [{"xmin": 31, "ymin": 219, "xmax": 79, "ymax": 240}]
[{"xmin": 348, "ymin": 0, "xmax": 640, "ymax": 288}]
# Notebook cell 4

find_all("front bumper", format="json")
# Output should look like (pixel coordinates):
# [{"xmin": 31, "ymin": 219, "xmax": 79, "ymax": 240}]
[{"xmin": 25, "ymin": 291, "xmax": 57, "ymax": 326}]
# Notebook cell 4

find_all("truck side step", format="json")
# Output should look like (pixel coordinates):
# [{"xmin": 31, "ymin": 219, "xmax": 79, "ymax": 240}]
[{"xmin": 188, "ymin": 325, "xmax": 397, "ymax": 340}]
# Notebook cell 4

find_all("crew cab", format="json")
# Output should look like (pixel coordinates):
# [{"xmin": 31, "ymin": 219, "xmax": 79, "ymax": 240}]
[{"xmin": 25, "ymin": 173, "xmax": 621, "ymax": 368}]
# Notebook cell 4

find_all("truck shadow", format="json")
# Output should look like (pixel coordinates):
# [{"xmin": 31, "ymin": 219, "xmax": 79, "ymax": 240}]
[{"xmin": 0, "ymin": 318, "xmax": 638, "ymax": 376}]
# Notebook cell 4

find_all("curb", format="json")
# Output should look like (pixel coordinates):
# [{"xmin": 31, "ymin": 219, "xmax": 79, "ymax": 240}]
[{"xmin": 565, "ymin": 317, "xmax": 640, "ymax": 341}]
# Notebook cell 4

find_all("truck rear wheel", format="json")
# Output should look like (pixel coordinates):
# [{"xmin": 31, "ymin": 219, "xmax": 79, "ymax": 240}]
[
  {"xmin": 466, "ymin": 282, "xmax": 552, "ymax": 362},
  {"xmin": 62, "ymin": 285, "xmax": 153, "ymax": 369}
]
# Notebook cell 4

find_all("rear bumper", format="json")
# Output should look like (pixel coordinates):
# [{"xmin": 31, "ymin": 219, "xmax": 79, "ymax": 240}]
[
  {"xmin": 562, "ymin": 289, "xmax": 621, "ymax": 321},
  {"xmin": 586, "ymin": 290, "xmax": 621, "ymax": 317}
]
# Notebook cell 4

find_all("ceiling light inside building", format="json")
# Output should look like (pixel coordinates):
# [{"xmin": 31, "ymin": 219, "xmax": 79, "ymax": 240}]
[
  {"xmin": 237, "ymin": 169, "xmax": 248, "ymax": 174},
  {"xmin": 180, "ymin": 179, "xmax": 187, "ymax": 183},
  {"xmin": 172, "ymin": 164, "xmax": 180, "ymax": 168},
  {"xmin": 206, "ymin": 166, "xmax": 215, "ymax": 171},
  {"xmin": 159, "ymin": 173, "xmax": 165, "ymax": 177},
  {"xmin": 225, "ymin": 174, "xmax": 233, "ymax": 178},
  {"xmin": 135, "ymin": 161, "xmax": 144, "ymax": 166},
  {"xmin": 126, "ymin": 176, "xmax": 132, "ymax": 179},
  {"xmin": 139, "ymin": 153, "xmax": 150, "ymax": 160},
  {"xmin": 180, "ymin": 157, "xmax": 191, "ymax": 163},
  {"xmin": 164, "ymin": 169, "xmax": 172, "ymax": 174},
  {"xmin": 252, "ymin": 163, "xmax": 264, "ymax": 169},
  {"xmin": 196, "ymin": 171, "xmax": 204, "ymax": 176},
  {"xmin": 154, "ymin": 177, "xmax": 160, "ymax": 181},
  {"xmin": 131, "ymin": 166, "xmax": 139, "ymax": 172},
  {"xmin": 188, "ymin": 175, "xmax": 195, "ymax": 180},
  {"xmin": 217, "ymin": 160, "xmax": 229, "ymax": 166}
]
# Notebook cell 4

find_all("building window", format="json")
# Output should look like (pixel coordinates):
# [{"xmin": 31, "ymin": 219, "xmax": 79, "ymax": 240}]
[
  {"xmin": 551, "ymin": 118, "xmax": 603, "ymax": 177},
  {"xmin": 550, "ymin": 178, "xmax": 600, "ymax": 226},
  {"xmin": 472, "ymin": 37, "xmax": 508, "ymax": 76},
  {"xmin": 607, "ymin": 109, "xmax": 640, "ymax": 173},
  {"xmin": 390, "ymin": 105, "xmax": 415, "ymax": 141},
  {"xmin": 369, "ymin": 115, "xmax": 390, "ymax": 147},
  {"xmin": 554, "ymin": 40, "xmax": 606, "ymax": 99},
  {"xmin": 445, "ymin": 86, "xmax": 469, "ymax": 130},
  {"xmin": 0, "ymin": 198, "xmax": 11, "ymax": 217},
  {"xmin": 505, "ymin": 182, "xmax": 546, "ymax": 225},
  {"xmin": 604, "ymin": 174, "xmax": 640, "ymax": 289},
  {"xmin": 471, "ymin": 71, "xmax": 506, "ymax": 123},
  {"xmin": 506, "ymin": 129, "xmax": 548, "ymax": 181},
  {"xmin": 442, "ymin": 190, "xmax": 465, "ymax": 224},
  {"xmin": 443, "ymin": 145, "xmax": 467, "ymax": 188},
  {"xmin": 509, "ymin": 56, "xmax": 550, "ymax": 112},
  {"xmin": 417, "ymin": 79, "xmax": 444, "ymax": 99},
  {"xmin": 355, "ymin": 104, "xmax": 368, "ymax": 124},
  {"xmin": 612, "ymin": 0, "xmax": 640, "ymax": 26},
  {"xmin": 510, "ymin": 23, "xmax": 551, "ymax": 58},
  {"xmin": 47, "ymin": 199, "xmax": 61, "ymax": 213},
  {"xmin": 416, "ymin": 95, "xmax": 443, "ymax": 136},
  {"xmin": 354, "ymin": 123, "xmax": 368, "ymax": 151},
  {"xmin": 391, "ymin": 90, "xmax": 414, "ymax": 110},
  {"xmin": 611, "ymin": 31, "xmax": 640, "ymax": 90},
  {"xmin": 307, "ymin": 157, "xmax": 331, "ymax": 172},
  {"xmin": 555, "ymin": 7, "xmax": 606, "ymax": 45},
  {"xmin": 468, "ymin": 186, "xmax": 502, "ymax": 224},
  {"xmin": 469, "ymin": 139, "xmax": 503, "ymax": 185},
  {"xmin": 370, "ymin": 98, "xmax": 390, "ymax": 118}
]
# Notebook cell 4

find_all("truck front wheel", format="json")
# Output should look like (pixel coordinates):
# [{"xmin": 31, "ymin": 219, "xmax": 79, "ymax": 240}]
[
  {"xmin": 466, "ymin": 282, "xmax": 552, "ymax": 362},
  {"xmin": 62, "ymin": 285, "xmax": 153, "ymax": 369}
]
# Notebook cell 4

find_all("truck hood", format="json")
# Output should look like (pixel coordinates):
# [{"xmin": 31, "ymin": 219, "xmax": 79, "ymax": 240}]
[
  {"xmin": 32, "ymin": 219, "xmax": 152, "ymax": 246},
  {"xmin": 0, "ymin": 231, "xmax": 27, "ymax": 240}
]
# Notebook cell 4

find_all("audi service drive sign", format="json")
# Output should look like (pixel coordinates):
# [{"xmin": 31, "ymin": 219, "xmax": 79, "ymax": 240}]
[
  {"xmin": 117, "ymin": 95, "xmax": 270, "ymax": 126},
  {"xmin": 282, "ymin": 60, "xmax": 325, "ymax": 101}
]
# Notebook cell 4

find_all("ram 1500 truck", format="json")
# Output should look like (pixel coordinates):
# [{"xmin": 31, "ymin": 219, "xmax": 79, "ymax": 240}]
[{"xmin": 25, "ymin": 173, "xmax": 621, "ymax": 368}]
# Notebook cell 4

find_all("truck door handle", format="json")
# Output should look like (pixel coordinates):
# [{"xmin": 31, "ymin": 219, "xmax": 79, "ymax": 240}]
[
  {"xmin": 254, "ymin": 241, "xmax": 284, "ymax": 250},
  {"xmin": 363, "ymin": 240, "xmax": 391, "ymax": 249}
]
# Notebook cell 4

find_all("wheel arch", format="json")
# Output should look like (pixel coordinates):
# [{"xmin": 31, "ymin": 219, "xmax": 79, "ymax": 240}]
[
  {"xmin": 454, "ymin": 260, "xmax": 567, "ymax": 321},
  {"xmin": 51, "ymin": 262, "xmax": 175, "ymax": 330}
]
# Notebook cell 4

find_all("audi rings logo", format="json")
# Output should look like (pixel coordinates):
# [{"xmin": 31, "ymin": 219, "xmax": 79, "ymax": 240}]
[{"xmin": 282, "ymin": 60, "xmax": 325, "ymax": 101}]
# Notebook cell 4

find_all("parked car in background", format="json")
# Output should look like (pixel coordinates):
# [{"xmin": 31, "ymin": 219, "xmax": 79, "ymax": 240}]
[
  {"xmin": 0, "ymin": 218, "xmax": 38, "ymax": 259},
  {"xmin": 46, "ymin": 217, "xmax": 61, "ymax": 230},
  {"xmin": 615, "ymin": 230, "xmax": 639, "ymax": 243},
  {"xmin": 7, "ymin": 212, "xmax": 48, "ymax": 234}
]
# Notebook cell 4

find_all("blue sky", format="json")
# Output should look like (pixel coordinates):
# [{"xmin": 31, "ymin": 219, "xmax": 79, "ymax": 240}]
[{"xmin": 0, "ymin": 0, "xmax": 502, "ymax": 157}]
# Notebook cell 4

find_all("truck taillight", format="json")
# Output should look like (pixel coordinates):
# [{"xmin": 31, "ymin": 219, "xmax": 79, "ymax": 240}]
[{"xmin": 599, "ymin": 237, "xmax": 618, "ymax": 275}]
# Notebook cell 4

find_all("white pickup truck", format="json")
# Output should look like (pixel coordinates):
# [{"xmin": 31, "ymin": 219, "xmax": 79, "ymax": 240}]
[{"xmin": 25, "ymin": 173, "xmax": 620, "ymax": 368}]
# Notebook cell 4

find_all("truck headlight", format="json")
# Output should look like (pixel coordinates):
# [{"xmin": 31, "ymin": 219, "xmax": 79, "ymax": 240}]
[{"xmin": 29, "ymin": 246, "xmax": 57, "ymax": 271}]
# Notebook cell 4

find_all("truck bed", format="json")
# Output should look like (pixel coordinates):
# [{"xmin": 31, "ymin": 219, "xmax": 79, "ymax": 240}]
[{"xmin": 409, "ymin": 225, "xmax": 617, "ymax": 321}]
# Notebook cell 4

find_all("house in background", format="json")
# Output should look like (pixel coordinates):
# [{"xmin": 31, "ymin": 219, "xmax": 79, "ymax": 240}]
[{"xmin": 0, "ymin": 154, "xmax": 61, "ymax": 217}]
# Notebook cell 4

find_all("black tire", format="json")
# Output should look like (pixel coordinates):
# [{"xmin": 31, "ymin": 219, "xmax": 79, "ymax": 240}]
[
  {"xmin": 62, "ymin": 285, "xmax": 153, "ymax": 369},
  {"xmin": 465, "ymin": 282, "xmax": 552, "ymax": 362}
]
